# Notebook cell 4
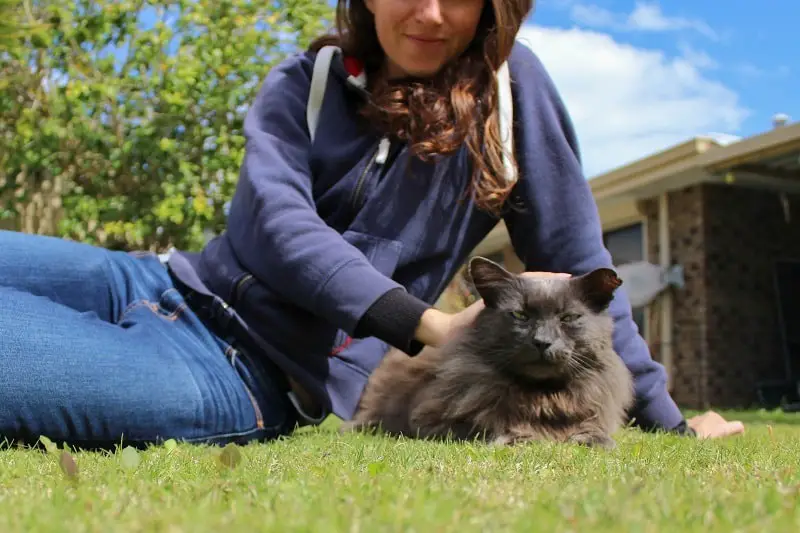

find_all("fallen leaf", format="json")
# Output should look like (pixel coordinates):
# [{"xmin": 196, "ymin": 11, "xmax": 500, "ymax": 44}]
[
  {"xmin": 219, "ymin": 443, "xmax": 242, "ymax": 469},
  {"xmin": 39, "ymin": 435, "xmax": 58, "ymax": 454},
  {"xmin": 121, "ymin": 446, "xmax": 141, "ymax": 470},
  {"xmin": 59, "ymin": 451, "xmax": 79, "ymax": 480}
]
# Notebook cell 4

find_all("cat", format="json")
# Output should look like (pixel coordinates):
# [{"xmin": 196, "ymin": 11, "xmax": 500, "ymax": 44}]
[{"xmin": 341, "ymin": 256, "xmax": 635, "ymax": 449}]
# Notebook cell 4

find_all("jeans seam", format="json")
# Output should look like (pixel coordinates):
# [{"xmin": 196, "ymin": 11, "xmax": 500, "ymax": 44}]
[
  {"xmin": 127, "ymin": 250, "xmax": 158, "ymax": 258},
  {"xmin": 178, "ymin": 425, "xmax": 286, "ymax": 444},
  {"xmin": 101, "ymin": 251, "xmax": 125, "ymax": 320},
  {"xmin": 226, "ymin": 346, "xmax": 267, "ymax": 431}
]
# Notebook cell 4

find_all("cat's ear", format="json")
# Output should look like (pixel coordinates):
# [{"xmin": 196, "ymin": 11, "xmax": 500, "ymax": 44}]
[
  {"xmin": 468, "ymin": 256, "xmax": 520, "ymax": 308},
  {"xmin": 574, "ymin": 268, "xmax": 622, "ymax": 312}
]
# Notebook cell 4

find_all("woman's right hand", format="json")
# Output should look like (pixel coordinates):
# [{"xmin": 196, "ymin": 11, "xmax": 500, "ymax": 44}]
[
  {"xmin": 443, "ymin": 298, "xmax": 486, "ymax": 340},
  {"xmin": 414, "ymin": 306, "xmax": 475, "ymax": 348}
]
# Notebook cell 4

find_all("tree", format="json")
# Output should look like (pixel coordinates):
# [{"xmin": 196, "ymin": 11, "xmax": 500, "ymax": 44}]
[
  {"xmin": 0, "ymin": 0, "xmax": 21, "ymax": 47},
  {"xmin": 0, "ymin": 0, "xmax": 47, "ymax": 48},
  {"xmin": 0, "ymin": 0, "xmax": 333, "ymax": 251}
]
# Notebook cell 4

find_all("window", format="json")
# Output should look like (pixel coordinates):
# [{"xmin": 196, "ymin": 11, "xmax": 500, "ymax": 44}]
[
  {"xmin": 603, "ymin": 223, "xmax": 646, "ymax": 335},
  {"xmin": 603, "ymin": 224, "xmax": 644, "ymax": 266}
]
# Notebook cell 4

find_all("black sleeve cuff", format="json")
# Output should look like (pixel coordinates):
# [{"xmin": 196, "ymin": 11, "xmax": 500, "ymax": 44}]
[
  {"xmin": 669, "ymin": 419, "xmax": 697, "ymax": 437},
  {"xmin": 354, "ymin": 288, "xmax": 431, "ymax": 355}
]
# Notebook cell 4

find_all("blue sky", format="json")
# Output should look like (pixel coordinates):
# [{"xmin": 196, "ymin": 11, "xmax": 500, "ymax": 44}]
[{"xmin": 519, "ymin": 0, "xmax": 798, "ymax": 176}]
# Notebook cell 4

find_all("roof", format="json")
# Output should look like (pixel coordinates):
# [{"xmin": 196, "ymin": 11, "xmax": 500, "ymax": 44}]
[
  {"xmin": 471, "ymin": 120, "xmax": 800, "ymax": 256},
  {"xmin": 590, "ymin": 120, "xmax": 800, "ymax": 204}
]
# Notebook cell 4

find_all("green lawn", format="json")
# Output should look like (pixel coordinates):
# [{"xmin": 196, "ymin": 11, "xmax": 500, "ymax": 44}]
[{"xmin": 1, "ymin": 410, "xmax": 799, "ymax": 532}]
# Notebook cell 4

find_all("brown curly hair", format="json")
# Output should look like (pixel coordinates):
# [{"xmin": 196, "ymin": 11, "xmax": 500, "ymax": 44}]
[{"xmin": 309, "ymin": 0, "xmax": 534, "ymax": 214}]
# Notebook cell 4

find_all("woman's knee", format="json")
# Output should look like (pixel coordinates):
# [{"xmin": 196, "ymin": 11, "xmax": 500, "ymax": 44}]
[
  {"xmin": 0, "ymin": 231, "xmax": 118, "ymax": 309},
  {"xmin": 0, "ymin": 230, "xmax": 173, "ymax": 322}
]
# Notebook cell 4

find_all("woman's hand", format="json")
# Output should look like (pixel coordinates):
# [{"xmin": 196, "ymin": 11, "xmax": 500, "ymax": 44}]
[
  {"xmin": 414, "ymin": 303, "xmax": 483, "ymax": 348},
  {"xmin": 687, "ymin": 410, "xmax": 745, "ymax": 439},
  {"xmin": 414, "ymin": 270, "xmax": 571, "ymax": 348}
]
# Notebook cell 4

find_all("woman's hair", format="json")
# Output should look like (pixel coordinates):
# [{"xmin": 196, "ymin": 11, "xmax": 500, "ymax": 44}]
[{"xmin": 309, "ymin": 0, "xmax": 534, "ymax": 214}]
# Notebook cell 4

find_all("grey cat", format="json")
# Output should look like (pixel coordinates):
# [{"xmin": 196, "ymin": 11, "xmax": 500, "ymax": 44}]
[{"xmin": 342, "ymin": 256, "xmax": 635, "ymax": 449}]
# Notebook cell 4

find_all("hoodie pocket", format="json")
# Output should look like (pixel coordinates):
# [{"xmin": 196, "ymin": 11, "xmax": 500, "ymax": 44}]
[
  {"xmin": 341, "ymin": 229, "xmax": 404, "ymax": 278},
  {"xmin": 330, "ymin": 229, "xmax": 404, "ymax": 354}
]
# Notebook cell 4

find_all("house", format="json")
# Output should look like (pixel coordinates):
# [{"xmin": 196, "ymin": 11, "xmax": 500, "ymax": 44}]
[{"xmin": 465, "ymin": 117, "xmax": 800, "ymax": 411}]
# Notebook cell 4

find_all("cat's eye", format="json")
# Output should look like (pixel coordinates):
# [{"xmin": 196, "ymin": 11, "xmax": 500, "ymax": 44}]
[
  {"xmin": 561, "ymin": 313, "xmax": 581, "ymax": 323},
  {"xmin": 510, "ymin": 310, "xmax": 528, "ymax": 321}
]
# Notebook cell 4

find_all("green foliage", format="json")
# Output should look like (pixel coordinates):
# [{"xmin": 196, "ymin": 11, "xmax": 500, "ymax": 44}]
[
  {"xmin": 1, "ymin": 0, "xmax": 333, "ymax": 251},
  {"xmin": 0, "ymin": 0, "xmax": 49, "ymax": 48},
  {"xmin": 0, "ymin": 0, "xmax": 22, "ymax": 46}
]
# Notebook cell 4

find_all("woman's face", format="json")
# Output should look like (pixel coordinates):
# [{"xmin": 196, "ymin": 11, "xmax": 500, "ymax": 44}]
[{"xmin": 364, "ymin": 0, "xmax": 486, "ymax": 79}]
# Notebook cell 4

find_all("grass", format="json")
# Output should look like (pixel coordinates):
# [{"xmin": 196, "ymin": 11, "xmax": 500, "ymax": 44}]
[{"xmin": 1, "ymin": 410, "xmax": 799, "ymax": 532}]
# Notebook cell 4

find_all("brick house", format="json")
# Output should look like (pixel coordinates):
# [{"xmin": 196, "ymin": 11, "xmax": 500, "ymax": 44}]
[{"xmin": 465, "ymin": 119, "xmax": 800, "ymax": 411}]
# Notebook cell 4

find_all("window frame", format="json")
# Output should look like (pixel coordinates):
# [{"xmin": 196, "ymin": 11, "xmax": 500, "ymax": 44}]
[{"xmin": 602, "ymin": 221, "xmax": 649, "ymax": 340}]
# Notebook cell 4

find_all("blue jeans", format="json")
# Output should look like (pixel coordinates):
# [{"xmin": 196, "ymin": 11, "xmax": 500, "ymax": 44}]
[{"xmin": 0, "ymin": 230, "xmax": 297, "ymax": 449}]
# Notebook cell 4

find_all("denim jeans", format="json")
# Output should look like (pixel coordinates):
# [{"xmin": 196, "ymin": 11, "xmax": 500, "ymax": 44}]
[{"xmin": 0, "ymin": 230, "xmax": 297, "ymax": 449}]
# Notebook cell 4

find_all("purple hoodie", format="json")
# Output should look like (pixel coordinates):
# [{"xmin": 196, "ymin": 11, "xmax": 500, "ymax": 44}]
[{"xmin": 168, "ymin": 40, "xmax": 687, "ymax": 433}]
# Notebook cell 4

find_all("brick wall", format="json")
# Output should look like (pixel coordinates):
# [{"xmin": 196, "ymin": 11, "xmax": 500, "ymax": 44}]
[
  {"xmin": 642, "ymin": 183, "xmax": 800, "ymax": 409},
  {"xmin": 640, "ymin": 186, "xmax": 710, "ymax": 408},
  {"xmin": 703, "ymin": 186, "xmax": 800, "ymax": 407}
]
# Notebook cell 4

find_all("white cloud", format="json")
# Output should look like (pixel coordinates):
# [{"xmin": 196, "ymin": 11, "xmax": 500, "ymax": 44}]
[
  {"xmin": 734, "ymin": 63, "xmax": 791, "ymax": 79},
  {"xmin": 628, "ymin": 2, "xmax": 717, "ymax": 39},
  {"xmin": 569, "ymin": 4, "xmax": 618, "ymax": 28},
  {"xmin": 515, "ymin": 25, "xmax": 749, "ymax": 177},
  {"xmin": 567, "ymin": 1, "xmax": 717, "ymax": 40},
  {"xmin": 676, "ymin": 41, "xmax": 718, "ymax": 70}
]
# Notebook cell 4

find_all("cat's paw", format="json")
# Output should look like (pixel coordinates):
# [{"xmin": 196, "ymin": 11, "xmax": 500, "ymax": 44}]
[
  {"xmin": 338, "ymin": 421, "xmax": 358, "ymax": 434},
  {"xmin": 339, "ymin": 419, "xmax": 374, "ymax": 435},
  {"xmin": 489, "ymin": 434, "xmax": 514, "ymax": 447},
  {"xmin": 568, "ymin": 432, "xmax": 616, "ymax": 450},
  {"xmin": 489, "ymin": 433, "xmax": 536, "ymax": 447}
]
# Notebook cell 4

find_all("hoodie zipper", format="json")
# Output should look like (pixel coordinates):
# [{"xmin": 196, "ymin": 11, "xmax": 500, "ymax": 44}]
[
  {"xmin": 230, "ymin": 139, "xmax": 392, "ymax": 303},
  {"xmin": 350, "ymin": 137, "xmax": 391, "ymax": 212},
  {"xmin": 232, "ymin": 273, "xmax": 255, "ymax": 306}
]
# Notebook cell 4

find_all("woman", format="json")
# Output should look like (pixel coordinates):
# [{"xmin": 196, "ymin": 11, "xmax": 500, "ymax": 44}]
[{"xmin": 0, "ymin": 0, "xmax": 743, "ymax": 448}]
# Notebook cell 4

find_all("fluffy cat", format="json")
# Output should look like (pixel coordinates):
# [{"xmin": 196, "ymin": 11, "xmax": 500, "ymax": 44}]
[{"xmin": 342, "ymin": 256, "xmax": 635, "ymax": 449}]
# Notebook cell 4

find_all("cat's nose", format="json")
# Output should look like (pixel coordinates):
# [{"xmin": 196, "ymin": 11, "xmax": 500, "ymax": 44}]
[{"xmin": 532, "ymin": 339, "xmax": 551, "ymax": 354}]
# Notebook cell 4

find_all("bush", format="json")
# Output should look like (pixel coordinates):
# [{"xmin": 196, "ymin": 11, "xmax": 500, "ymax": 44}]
[{"xmin": 1, "ymin": 0, "xmax": 333, "ymax": 251}]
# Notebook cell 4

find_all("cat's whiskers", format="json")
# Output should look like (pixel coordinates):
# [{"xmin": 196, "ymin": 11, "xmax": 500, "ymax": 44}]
[{"xmin": 564, "ymin": 351, "xmax": 596, "ymax": 376}]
